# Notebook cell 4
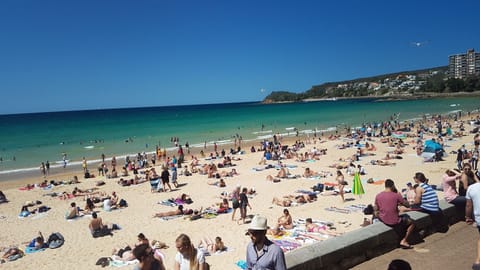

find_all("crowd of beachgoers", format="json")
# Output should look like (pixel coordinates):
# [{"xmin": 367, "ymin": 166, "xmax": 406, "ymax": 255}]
[{"xmin": 0, "ymin": 110, "xmax": 479, "ymax": 269}]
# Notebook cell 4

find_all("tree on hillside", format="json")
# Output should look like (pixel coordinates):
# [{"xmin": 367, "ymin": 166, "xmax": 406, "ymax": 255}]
[
  {"xmin": 465, "ymin": 76, "xmax": 480, "ymax": 92},
  {"xmin": 445, "ymin": 78, "xmax": 466, "ymax": 92},
  {"xmin": 423, "ymin": 73, "xmax": 445, "ymax": 92}
]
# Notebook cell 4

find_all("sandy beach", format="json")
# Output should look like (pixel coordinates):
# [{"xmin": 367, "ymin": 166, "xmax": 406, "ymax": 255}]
[{"xmin": 0, "ymin": 113, "xmax": 478, "ymax": 270}]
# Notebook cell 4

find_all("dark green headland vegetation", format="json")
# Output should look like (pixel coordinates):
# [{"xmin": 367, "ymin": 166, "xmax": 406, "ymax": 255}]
[{"xmin": 263, "ymin": 66, "xmax": 480, "ymax": 103}]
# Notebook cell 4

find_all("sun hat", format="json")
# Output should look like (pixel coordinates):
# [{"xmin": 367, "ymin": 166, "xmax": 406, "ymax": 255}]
[{"xmin": 248, "ymin": 215, "xmax": 268, "ymax": 231}]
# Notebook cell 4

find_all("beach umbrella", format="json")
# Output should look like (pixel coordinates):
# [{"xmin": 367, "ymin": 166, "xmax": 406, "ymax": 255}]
[{"xmin": 352, "ymin": 173, "xmax": 365, "ymax": 196}]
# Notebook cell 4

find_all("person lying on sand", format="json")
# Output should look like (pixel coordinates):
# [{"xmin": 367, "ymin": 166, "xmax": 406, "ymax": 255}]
[
  {"xmin": 1, "ymin": 247, "xmax": 24, "ymax": 261},
  {"xmin": 23, "ymin": 231, "xmax": 48, "ymax": 250},
  {"xmin": 207, "ymin": 178, "xmax": 226, "ymax": 187},
  {"xmin": 305, "ymin": 218, "xmax": 342, "ymax": 236},
  {"xmin": 303, "ymin": 168, "xmax": 319, "ymax": 178},
  {"xmin": 272, "ymin": 194, "xmax": 316, "ymax": 207},
  {"xmin": 153, "ymin": 205, "xmax": 193, "ymax": 218},
  {"xmin": 370, "ymin": 160, "xmax": 396, "ymax": 166}
]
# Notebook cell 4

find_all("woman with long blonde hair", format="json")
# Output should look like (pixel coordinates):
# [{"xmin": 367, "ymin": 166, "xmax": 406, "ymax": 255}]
[{"xmin": 174, "ymin": 234, "xmax": 207, "ymax": 270}]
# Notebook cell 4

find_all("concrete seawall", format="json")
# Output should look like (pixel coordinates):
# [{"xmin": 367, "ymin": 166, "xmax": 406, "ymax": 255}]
[{"xmin": 286, "ymin": 200, "xmax": 460, "ymax": 270}]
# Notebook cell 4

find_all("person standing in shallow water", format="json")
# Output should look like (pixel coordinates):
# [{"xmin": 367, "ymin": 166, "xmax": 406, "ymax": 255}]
[
  {"xmin": 40, "ymin": 162, "xmax": 46, "ymax": 177},
  {"xmin": 45, "ymin": 161, "xmax": 50, "ymax": 175}
]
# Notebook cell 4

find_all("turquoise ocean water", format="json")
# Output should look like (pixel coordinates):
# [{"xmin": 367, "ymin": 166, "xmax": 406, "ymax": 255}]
[{"xmin": 0, "ymin": 97, "xmax": 477, "ymax": 178}]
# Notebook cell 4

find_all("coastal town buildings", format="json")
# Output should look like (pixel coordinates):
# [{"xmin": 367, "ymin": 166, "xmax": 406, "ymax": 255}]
[{"xmin": 448, "ymin": 49, "xmax": 480, "ymax": 79}]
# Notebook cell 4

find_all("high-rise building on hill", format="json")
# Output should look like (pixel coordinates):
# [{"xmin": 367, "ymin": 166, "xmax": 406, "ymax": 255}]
[{"xmin": 448, "ymin": 49, "xmax": 480, "ymax": 79}]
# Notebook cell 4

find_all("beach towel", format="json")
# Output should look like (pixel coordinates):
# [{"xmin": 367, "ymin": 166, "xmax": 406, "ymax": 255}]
[
  {"xmin": 158, "ymin": 215, "xmax": 183, "ymax": 221},
  {"xmin": 158, "ymin": 199, "xmax": 177, "ymax": 207},
  {"xmin": 236, "ymin": 260, "xmax": 247, "ymax": 270},
  {"xmin": 214, "ymin": 247, "xmax": 234, "ymax": 255},
  {"xmin": 109, "ymin": 257, "xmax": 138, "ymax": 267},
  {"xmin": 345, "ymin": 204, "xmax": 367, "ymax": 212},
  {"xmin": 31, "ymin": 212, "xmax": 49, "ymax": 220},
  {"xmin": 324, "ymin": 207, "xmax": 351, "ymax": 214},
  {"xmin": 272, "ymin": 239, "xmax": 302, "ymax": 252},
  {"xmin": 7, "ymin": 252, "xmax": 23, "ymax": 261},
  {"xmin": 295, "ymin": 218, "xmax": 334, "ymax": 227},
  {"xmin": 25, "ymin": 246, "xmax": 46, "ymax": 254}
]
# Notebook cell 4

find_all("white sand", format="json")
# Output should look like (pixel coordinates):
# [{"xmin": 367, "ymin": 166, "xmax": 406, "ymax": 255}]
[{"xmin": 0, "ymin": 116, "xmax": 476, "ymax": 270}]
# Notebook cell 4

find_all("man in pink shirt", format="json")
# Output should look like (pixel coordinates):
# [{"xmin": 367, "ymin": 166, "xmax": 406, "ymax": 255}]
[{"xmin": 375, "ymin": 179, "xmax": 415, "ymax": 249}]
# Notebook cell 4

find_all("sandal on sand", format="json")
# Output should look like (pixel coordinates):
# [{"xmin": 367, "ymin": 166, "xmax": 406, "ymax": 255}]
[
  {"xmin": 399, "ymin": 244, "xmax": 413, "ymax": 249},
  {"xmin": 473, "ymin": 263, "xmax": 480, "ymax": 270}
]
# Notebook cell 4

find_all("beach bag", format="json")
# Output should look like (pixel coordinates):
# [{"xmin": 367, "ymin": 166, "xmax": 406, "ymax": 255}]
[
  {"xmin": 313, "ymin": 183, "xmax": 324, "ymax": 192},
  {"xmin": 363, "ymin": 204, "xmax": 374, "ymax": 215},
  {"xmin": 95, "ymin": 257, "xmax": 112, "ymax": 267},
  {"xmin": 47, "ymin": 232, "xmax": 65, "ymax": 249},
  {"xmin": 119, "ymin": 199, "xmax": 127, "ymax": 207}
]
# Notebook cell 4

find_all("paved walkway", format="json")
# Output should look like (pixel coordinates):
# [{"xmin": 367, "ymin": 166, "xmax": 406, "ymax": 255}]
[{"xmin": 352, "ymin": 222, "xmax": 478, "ymax": 270}]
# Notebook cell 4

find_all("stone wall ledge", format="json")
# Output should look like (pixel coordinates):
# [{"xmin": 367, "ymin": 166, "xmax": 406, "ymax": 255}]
[{"xmin": 286, "ymin": 201, "xmax": 457, "ymax": 270}]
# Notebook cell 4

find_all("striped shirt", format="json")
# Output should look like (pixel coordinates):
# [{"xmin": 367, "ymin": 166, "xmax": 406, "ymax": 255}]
[{"xmin": 420, "ymin": 182, "xmax": 439, "ymax": 212}]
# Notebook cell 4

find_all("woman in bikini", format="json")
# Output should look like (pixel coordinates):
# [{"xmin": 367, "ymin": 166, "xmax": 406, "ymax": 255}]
[
  {"xmin": 305, "ymin": 218, "xmax": 341, "ymax": 236},
  {"xmin": 153, "ymin": 205, "xmax": 188, "ymax": 218},
  {"xmin": 277, "ymin": 208, "xmax": 294, "ymax": 229}
]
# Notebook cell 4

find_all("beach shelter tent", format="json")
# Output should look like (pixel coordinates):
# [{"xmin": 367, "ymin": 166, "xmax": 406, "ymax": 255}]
[
  {"xmin": 423, "ymin": 140, "xmax": 443, "ymax": 153},
  {"xmin": 352, "ymin": 173, "xmax": 365, "ymax": 196}
]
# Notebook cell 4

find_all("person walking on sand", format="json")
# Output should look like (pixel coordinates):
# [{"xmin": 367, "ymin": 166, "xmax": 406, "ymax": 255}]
[
  {"xmin": 231, "ymin": 185, "xmax": 241, "ymax": 221},
  {"xmin": 336, "ymin": 170, "xmax": 346, "ymax": 202},
  {"xmin": 245, "ymin": 215, "xmax": 286, "ymax": 270},
  {"xmin": 161, "ymin": 167, "xmax": 172, "ymax": 192},
  {"xmin": 239, "ymin": 187, "xmax": 252, "ymax": 224}
]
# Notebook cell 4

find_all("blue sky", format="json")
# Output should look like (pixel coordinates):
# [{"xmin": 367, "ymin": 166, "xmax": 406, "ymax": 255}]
[{"xmin": 0, "ymin": 0, "xmax": 479, "ymax": 114}]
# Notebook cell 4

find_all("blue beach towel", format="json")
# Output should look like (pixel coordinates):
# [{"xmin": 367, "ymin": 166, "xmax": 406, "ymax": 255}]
[
  {"xmin": 25, "ymin": 246, "xmax": 46, "ymax": 254},
  {"xmin": 236, "ymin": 260, "xmax": 247, "ymax": 270}
]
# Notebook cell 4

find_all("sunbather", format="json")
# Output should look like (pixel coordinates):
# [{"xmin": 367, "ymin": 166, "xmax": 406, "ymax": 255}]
[
  {"xmin": 305, "ymin": 218, "xmax": 341, "ymax": 236},
  {"xmin": 153, "ymin": 205, "xmax": 192, "ymax": 218},
  {"xmin": 198, "ymin": 236, "xmax": 226, "ymax": 253},
  {"xmin": 24, "ymin": 231, "xmax": 48, "ymax": 250},
  {"xmin": 66, "ymin": 202, "xmax": 82, "ymax": 219}
]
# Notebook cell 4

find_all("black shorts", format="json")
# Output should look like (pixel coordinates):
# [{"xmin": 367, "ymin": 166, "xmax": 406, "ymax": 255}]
[{"xmin": 385, "ymin": 215, "xmax": 412, "ymax": 237}]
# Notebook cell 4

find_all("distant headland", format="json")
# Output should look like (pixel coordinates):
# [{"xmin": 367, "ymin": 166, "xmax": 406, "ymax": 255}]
[{"xmin": 262, "ymin": 65, "xmax": 480, "ymax": 103}]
